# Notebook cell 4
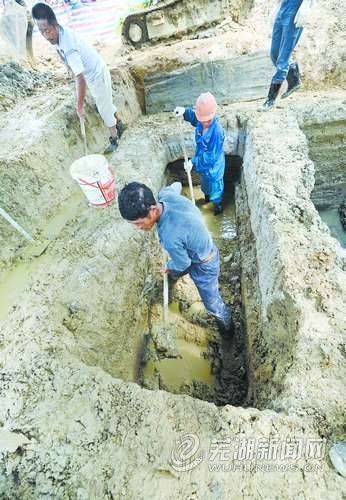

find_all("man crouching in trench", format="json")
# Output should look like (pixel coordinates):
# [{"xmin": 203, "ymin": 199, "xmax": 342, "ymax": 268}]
[{"xmin": 118, "ymin": 181, "xmax": 235, "ymax": 337}]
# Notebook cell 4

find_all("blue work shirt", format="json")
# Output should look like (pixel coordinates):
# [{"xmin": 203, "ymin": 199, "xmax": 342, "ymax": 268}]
[
  {"xmin": 184, "ymin": 107, "xmax": 225, "ymax": 181},
  {"xmin": 157, "ymin": 182, "xmax": 213, "ymax": 273}
]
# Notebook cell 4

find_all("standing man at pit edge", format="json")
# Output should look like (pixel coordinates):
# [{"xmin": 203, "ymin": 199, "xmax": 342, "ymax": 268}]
[
  {"xmin": 118, "ymin": 181, "xmax": 235, "ymax": 338},
  {"xmin": 263, "ymin": 0, "xmax": 315, "ymax": 110},
  {"xmin": 32, "ymin": 2, "xmax": 125, "ymax": 154}
]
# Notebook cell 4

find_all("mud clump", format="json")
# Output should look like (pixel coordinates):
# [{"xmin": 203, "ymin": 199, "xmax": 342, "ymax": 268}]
[{"xmin": 0, "ymin": 61, "xmax": 51, "ymax": 110}]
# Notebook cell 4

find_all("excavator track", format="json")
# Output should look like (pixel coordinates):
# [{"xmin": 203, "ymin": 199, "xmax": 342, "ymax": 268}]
[{"xmin": 122, "ymin": 0, "xmax": 254, "ymax": 48}]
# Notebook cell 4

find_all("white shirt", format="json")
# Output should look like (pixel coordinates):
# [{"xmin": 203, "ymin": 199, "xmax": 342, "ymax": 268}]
[{"xmin": 55, "ymin": 25, "xmax": 104, "ymax": 83}]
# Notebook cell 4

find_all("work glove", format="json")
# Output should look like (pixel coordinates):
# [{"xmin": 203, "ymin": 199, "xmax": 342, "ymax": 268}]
[
  {"xmin": 174, "ymin": 106, "xmax": 185, "ymax": 117},
  {"xmin": 294, "ymin": 0, "xmax": 311, "ymax": 28},
  {"xmin": 184, "ymin": 159, "xmax": 193, "ymax": 173}
]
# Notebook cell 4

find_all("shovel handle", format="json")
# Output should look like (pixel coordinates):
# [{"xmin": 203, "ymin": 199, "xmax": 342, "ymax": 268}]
[
  {"xmin": 163, "ymin": 273, "xmax": 169, "ymax": 324},
  {"xmin": 163, "ymin": 250, "xmax": 169, "ymax": 324},
  {"xmin": 0, "ymin": 207, "xmax": 33, "ymax": 241},
  {"xmin": 80, "ymin": 118, "xmax": 88, "ymax": 156},
  {"xmin": 187, "ymin": 169, "xmax": 195, "ymax": 205},
  {"xmin": 177, "ymin": 117, "xmax": 195, "ymax": 205}
]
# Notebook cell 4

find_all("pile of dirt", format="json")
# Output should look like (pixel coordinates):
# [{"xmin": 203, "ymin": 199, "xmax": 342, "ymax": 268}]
[{"xmin": 0, "ymin": 61, "xmax": 51, "ymax": 111}]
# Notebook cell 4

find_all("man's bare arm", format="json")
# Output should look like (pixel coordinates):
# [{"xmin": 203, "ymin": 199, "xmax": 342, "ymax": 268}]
[{"xmin": 75, "ymin": 73, "xmax": 86, "ymax": 119}]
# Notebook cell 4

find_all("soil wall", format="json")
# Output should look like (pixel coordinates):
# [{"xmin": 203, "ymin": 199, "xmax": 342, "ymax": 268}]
[{"xmin": 0, "ymin": 94, "xmax": 345, "ymax": 497}]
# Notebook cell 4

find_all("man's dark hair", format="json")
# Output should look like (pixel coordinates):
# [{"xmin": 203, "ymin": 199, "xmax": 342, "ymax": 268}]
[
  {"xmin": 32, "ymin": 3, "xmax": 58, "ymax": 25},
  {"xmin": 118, "ymin": 182, "xmax": 156, "ymax": 221}
]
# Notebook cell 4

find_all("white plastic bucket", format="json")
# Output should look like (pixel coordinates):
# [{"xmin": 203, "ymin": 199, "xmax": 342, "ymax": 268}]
[{"xmin": 70, "ymin": 154, "xmax": 116, "ymax": 208}]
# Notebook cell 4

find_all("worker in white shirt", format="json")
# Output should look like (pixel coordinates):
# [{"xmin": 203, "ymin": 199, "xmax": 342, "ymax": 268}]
[{"xmin": 32, "ymin": 2, "xmax": 125, "ymax": 154}]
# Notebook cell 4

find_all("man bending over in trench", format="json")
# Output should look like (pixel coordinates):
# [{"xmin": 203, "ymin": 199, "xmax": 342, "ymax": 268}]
[
  {"xmin": 32, "ymin": 2, "xmax": 125, "ymax": 154},
  {"xmin": 118, "ymin": 181, "xmax": 235, "ymax": 337},
  {"xmin": 262, "ymin": 0, "xmax": 315, "ymax": 110}
]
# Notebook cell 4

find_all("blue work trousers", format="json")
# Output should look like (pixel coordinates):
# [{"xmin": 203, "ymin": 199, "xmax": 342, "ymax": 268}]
[
  {"xmin": 171, "ymin": 244, "xmax": 231, "ymax": 328},
  {"xmin": 201, "ymin": 177, "xmax": 224, "ymax": 204},
  {"xmin": 271, "ymin": 1, "xmax": 304, "ymax": 82}
]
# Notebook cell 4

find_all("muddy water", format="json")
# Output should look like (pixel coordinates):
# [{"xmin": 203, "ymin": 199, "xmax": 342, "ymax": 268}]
[
  {"xmin": 0, "ymin": 191, "xmax": 86, "ymax": 322},
  {"xmin": 157, "ymin": 339, "xmax": 214, "ymax": 389},
  {"xmin": 142, "ymin": 301, "xmax": 214, "ymax": 390},
  {"xmin": 319, "ymin": 207, "xmax": 346, "ymax": 248},
  {"xmin": 183, "ymin": 184, "xmax": 236, "ymax": 240},
  {"xmin": 140, "ymin": 173, "xmax": 248, "ymax": 405}
]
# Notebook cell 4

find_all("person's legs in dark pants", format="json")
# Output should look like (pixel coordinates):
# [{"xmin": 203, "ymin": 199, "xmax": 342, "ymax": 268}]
[
  {"xmin": 202, "ymin": 176, "xmax": 224, "ymax": 215},
  {"xmin": 209, "ymin": 179, "xmax": 224, "ymax": 216},
  {"xmin": 201, "ymin": 176, "xmax": 211, "ymax": 204},
  {"xmin": 189, "ymin": 246, "xmax": 234, "ymax": 335},
  {"xmin": 270, "ymin": 16, "xmax": 283, "ymax": 69},
  {"xmin": 281, "ymin": 26, "xmax": 304, "ymax": 98},
  {"xmin": 263, "ymin": 13, "xmax": 304, "ymax": 110},
  {"xmin": 273, "ymin": 22, "xmax": 303, "ymax": 83}
]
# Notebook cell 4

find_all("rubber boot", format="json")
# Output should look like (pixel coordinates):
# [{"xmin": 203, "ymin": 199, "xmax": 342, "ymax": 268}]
[
  {"xmin": 216, "ymin": 315, "xmax": 235, "ymax": 339},
  {"xmin": 213, "ymin": 202, "xmax": 223, "ymax": 215},
  {"xmin": 262, "ymin": 82, "xmax": 282, "ymax": 111},
  {"xmin": 116, "ymin": 119, "xmax": 126, "ymax": 138},
  {"xmin": 104, "ymin": 136, "xmax": 118, "ymax": 155},
  {"xmin": 281, "ymin": 63, "xmax": 302, "ymax": 98}
]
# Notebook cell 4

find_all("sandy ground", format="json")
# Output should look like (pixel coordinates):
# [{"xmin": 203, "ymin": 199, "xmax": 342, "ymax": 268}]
[
  {"xmin": 0, "ymin": 0, "xmax": 345, "ymax": 497},
  {"xmin": 0, "ymin": 91, "xmax": 345, "ymax": 497}
]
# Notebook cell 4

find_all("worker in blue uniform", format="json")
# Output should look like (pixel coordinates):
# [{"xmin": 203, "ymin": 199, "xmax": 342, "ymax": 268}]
[
  {"xmin": 118, "ymin": 181, "xmax": 234, "ymax": 336},
  {"xmin": 175, "ymin": 92, "xmax": 225, "ymax": 215}
]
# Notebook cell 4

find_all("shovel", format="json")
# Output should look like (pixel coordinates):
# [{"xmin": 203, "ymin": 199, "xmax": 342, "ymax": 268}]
[
  {"xmin": 80, "ymin": 117, "xmax": 88, "ymax": 156},
  {"xmin": 150, "ymin": 249, "xmax": 177, "ymax": 356},
  {"xmin": 163, "ymin": 252, "xmax": 169, "ymax": 324},
  {"xmin": 177, "ymin": 116, "xmax": 195, "ymax": 205},
  {"xmin": 0, "ymin": 206, "xmax": 50, "ymax": 257},
  {"xmin": 0, "ymin": 206, "xmax": 33, "ymax": 241}
]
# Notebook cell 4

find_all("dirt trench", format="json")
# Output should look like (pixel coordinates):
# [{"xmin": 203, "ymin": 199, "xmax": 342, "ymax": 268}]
[
  {"xmin": 137, "ymin": 156, "xmax": 248, "ymax": 406},
  {"xmin": 0, "ymin": 80, "xmax": 345, "ymax": 496}
]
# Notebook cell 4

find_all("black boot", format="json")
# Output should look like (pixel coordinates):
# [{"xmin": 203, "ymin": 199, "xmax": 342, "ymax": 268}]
[
  {"xmin": 116, "ymin": 119, "xmax": 126, "ymax": 138},
  {"xmin": 216, "ymin": 316, "xmax": 235, "ymax": 338},
  {"xmin": 262, "ymin": 82, "xmax": 282, "ymax": 111},
  {"xmin": 281, "ymin": 63, "xmax": 302, "ymax": 99},
  {"xmin": 104, "ymin": 136, "xmax": 118, "ymax": 154},
  {"xmin": 204, "ymin": 194, "xmax": 210, "ymax": 204},
  {"xmin": 213, "ymin": 202, "xmax": 223, "ymax": 215}
]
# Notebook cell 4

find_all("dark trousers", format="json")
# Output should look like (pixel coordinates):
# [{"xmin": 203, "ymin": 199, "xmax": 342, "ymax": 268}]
[
  {"xmin": 271, "ymin": 1, "xmax": 304, "ymax": 82},
  {"xmin": 170, "ymin": 244, "xmax": 231, "ymax": 328}
]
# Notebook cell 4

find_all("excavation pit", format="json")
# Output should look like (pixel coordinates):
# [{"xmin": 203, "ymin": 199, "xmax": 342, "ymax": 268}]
[
  {"xmin": 0, "ymin": 95, "xmax": 345, "ymax": 497},
  {"xmin": 138, "ymin": 155, "xmax": 248, "ymax": 405}
]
